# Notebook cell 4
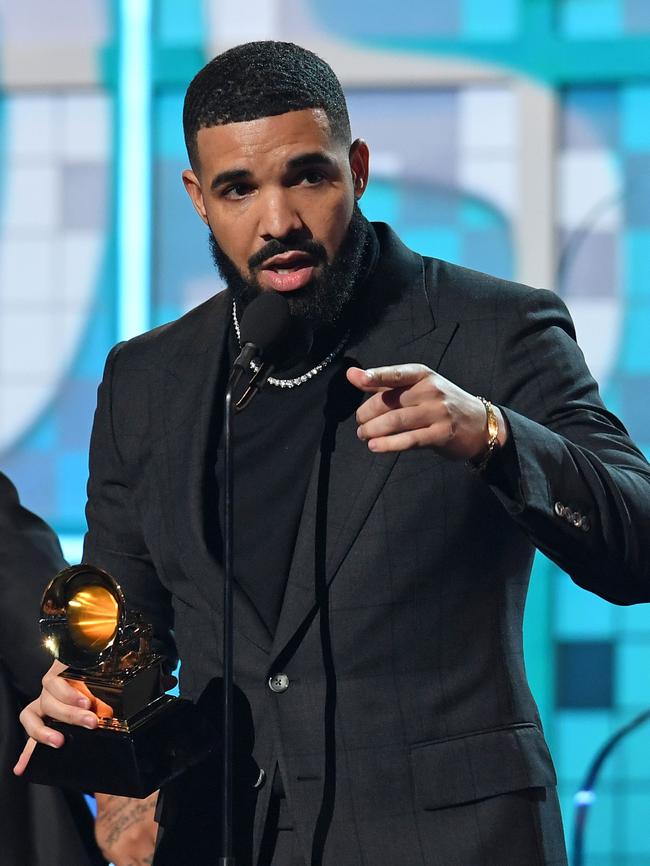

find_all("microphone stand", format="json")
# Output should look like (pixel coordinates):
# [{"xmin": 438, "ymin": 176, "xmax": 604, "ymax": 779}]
[
  {"xmin": 219, "ymin": 353, "xmax": 274, "ymax": 865},
  {"xmin": 219, "ymin": 366, "xmax": 239, "ymax": 866},
  {"xmin": 572, "ymin": 706, "xmax": 650, "ymax": 866}
]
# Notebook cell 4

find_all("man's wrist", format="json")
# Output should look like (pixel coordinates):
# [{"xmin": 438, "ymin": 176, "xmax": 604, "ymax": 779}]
[{"xmin": 470, "ymin": 397, "xmax": 507, "ymax": 471}]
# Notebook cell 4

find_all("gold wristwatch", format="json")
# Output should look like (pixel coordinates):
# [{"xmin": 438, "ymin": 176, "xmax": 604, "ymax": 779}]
[{"xmin": 475, "ymin": 396, "xmax": 499, "ymax": 472}]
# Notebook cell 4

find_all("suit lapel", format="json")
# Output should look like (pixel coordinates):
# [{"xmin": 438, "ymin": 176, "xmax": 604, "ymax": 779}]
[
  {"xmin": 158, "ymin": 291, "xmax": 273, "ymax": 654},
  {"xmin": 272, "ymin": 226, "xmax": 459, "ymax": 659}
]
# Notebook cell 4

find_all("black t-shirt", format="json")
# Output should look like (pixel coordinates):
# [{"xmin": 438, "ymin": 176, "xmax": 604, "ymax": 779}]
[{"xmin": 215, "ymin": 335, "xmax": 344, "ymax": 637}]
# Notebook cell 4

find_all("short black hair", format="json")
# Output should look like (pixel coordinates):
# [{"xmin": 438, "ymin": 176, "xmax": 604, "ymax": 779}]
[{"xmin": 183, "ymin": 41, "xmax": 351, "ymax": 169}]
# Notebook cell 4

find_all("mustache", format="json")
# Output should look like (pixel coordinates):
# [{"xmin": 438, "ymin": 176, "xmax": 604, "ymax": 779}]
[{"xmin": 248, "ymin": 238, "xmax": 327, "ymax": 271}]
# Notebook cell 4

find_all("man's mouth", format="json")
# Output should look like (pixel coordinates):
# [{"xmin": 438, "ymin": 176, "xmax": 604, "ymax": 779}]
[{"xmin": 257, "ymin": 251, "xmax": 318, "ymax": 292}]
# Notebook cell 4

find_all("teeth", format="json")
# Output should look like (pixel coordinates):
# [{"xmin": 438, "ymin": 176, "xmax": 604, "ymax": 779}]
[{"xmin": 269, "ymin": 260, "xmax": 310, "ymax": 273}]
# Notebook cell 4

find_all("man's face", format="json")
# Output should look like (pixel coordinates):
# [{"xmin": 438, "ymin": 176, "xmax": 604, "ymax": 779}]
[{"xmin": 182, "ymin": 109, "xmax": 369, "ymax": 325}]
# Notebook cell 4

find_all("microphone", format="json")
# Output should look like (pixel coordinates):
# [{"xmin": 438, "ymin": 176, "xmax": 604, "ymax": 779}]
[{"xmin": 232, "ymin": 292, "xmax": 291, "ymax": 373}]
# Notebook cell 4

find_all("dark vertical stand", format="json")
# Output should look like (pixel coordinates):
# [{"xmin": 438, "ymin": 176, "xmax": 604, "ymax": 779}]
[
  {"xmin": 572, "ymin": 707, "xmax": 650, "ymax": 866},
  {"xmin": 217, "ymin": 294, "xmax": 287, "ymax": 864},
  {"xmin": 219, "ymin": 372, "xmax": 239, "ymax": 866}
]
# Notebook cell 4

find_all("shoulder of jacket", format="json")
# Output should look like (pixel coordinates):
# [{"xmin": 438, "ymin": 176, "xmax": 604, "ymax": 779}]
[
  {"xmin": 109, "ymin": 290, "xmax": 229, "ymax": 366},
  {"xmin": 421, "ymin": 256, "xmax": 568, "ymax": 322}
]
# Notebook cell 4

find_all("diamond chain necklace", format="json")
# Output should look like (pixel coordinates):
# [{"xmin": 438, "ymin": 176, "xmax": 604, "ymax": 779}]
[{"xmin": 232, "ymin": 301, "xmax": 349, "ymax": 389}]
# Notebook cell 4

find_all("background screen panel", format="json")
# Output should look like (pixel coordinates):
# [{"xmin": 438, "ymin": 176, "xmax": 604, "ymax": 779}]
[{"xmin": 0, "ymin": 90, "xmax": 115, "ymax": 534}]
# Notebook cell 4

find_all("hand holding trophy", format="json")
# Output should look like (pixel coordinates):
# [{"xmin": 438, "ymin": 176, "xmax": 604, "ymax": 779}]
[{"xmin": 24, "ymin": 564, "xmax": 214, "ymax": 797}]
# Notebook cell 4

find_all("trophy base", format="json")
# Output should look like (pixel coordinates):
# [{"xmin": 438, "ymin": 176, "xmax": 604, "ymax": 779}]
[{"xmin": 24, "ymin": 695, "xmax": 216, "ymax": 798}]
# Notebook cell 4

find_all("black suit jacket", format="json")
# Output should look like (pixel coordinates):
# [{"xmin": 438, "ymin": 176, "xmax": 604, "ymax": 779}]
[
  {"xmin": 83, "ymin": 224, "xmax": 650, "ymax": 865},
  {"xmin": 0, "ymin": 471, "xmax": 107, "ymax": 866}
]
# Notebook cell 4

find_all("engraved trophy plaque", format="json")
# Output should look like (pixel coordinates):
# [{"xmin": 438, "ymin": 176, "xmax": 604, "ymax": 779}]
[{"xmin": 24, "ymin": 565, "xmax": 215, "ymax": 797}]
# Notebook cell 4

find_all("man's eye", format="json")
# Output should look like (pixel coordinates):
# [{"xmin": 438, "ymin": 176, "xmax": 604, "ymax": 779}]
[
  {"xmin": 299, "ymin": 171, "xmax": 324, "ymax": 185},
  {"xmin": 224, "ymin": 184, "xmax": 253, "ymax": 199}
]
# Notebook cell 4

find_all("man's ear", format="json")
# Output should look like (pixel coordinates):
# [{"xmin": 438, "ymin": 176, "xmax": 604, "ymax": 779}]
[
  {"xmin": 182, "ymin": 169, "xmax": 210, "ymax": 225},
  {"xmin": 349, "ymin": 138, "xmax": 369, "ymax": 200}
]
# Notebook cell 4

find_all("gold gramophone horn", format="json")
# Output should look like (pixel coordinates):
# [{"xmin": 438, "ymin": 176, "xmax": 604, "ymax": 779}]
[
  {"xmin": 40, "ymin": 565, "xmax": 126, "ymax": 670},
  {"xmin": 66, "ymin": 584, "xmax": 119, "ymax": 650}
]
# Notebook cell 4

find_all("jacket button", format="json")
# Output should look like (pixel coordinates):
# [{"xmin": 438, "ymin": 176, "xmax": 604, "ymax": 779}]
[
  {"xmin": 268, "ymin": 673, "xmax": 290, "ymax": 693},
  {"xmin": 253, "ymin": 768, "xmax": 266, "ymax": 789}
]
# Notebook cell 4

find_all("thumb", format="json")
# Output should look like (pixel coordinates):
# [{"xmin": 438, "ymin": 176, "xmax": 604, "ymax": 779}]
[
  {"xmin": 346, "ymin": 366, "xmax": 390, "ymax": 393},
  {"xmin": 347, "ymin": 364, "xmax": 430, "ymax": 393}
]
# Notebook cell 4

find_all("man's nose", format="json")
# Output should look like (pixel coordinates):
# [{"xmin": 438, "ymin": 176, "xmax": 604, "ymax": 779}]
[{"xmin": 258, "ymin": 189, "xmax": 303, "ymax": 240}]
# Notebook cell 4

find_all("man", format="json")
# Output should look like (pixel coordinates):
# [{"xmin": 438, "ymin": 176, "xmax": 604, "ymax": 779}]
[{"xmin": 15, "ymin": 41, "xmax": 650, "ymax": 865}]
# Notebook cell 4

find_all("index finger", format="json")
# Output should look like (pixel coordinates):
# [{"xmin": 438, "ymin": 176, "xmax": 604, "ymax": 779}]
[
  {"xmin": 346, "ymin": 364, "xmax": 431, "ymax": 393},
  {"xmin": 13, "ymin": 738, "xmax": 36, "ymax": 776}
]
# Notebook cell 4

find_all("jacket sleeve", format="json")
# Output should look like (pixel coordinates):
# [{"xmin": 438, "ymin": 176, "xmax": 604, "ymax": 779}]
[
  {"xmin": 83, "ymin": 344, "xmax": 177, "ymax": 667},
  {"xmin": 0, "ymin": 472, "xmax": 67, "ymax": 699},
  {"xmin": 484, "ymin": 287, "xmax": 650, "ymax": 604}
]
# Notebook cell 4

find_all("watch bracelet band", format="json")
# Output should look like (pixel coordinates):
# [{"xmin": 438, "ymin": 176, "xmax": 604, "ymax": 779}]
[{"xmin": 473, "ymin": 396, "xmax": 499, "ymax": 473}]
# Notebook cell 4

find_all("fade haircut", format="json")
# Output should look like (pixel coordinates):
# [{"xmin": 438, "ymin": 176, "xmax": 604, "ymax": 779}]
[{"xmin": 182, "ymin": 41, "xmax": 352, "ymax": 170}]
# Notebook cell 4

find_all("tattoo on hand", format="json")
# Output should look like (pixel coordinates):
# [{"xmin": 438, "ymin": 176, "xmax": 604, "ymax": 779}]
[{"xmin": 96, "ymin": 794, "xmax": 156, "ymax": 847}]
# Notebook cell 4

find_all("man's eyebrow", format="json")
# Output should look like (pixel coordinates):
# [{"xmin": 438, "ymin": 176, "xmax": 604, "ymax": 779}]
[
  {"xmin": 209, "ymin": 153, "xmax": 336, "ymax": 191},
  {"xmin": 286, "ymin": 152, "xmax": 337, "ymax": 171},
  {"xmin": 210, "ymin": 168, "xmax": 252, "ymax": 191}
]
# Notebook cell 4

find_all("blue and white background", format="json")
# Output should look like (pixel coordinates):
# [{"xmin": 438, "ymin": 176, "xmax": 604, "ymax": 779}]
[{"xmin": 0, "ymin": 2, "xmax": 649, "ymax": 862}]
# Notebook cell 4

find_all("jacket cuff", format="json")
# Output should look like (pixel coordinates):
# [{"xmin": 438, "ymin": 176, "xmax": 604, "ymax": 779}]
[{"xmin": 481, "ymin": 406, "xmax": 554, "ymax": 517}]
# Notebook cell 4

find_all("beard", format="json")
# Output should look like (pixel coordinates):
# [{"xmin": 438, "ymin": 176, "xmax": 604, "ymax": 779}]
[{"xmin": 208, "ymin": 203, "xmax": 370, "ymax": 330}]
